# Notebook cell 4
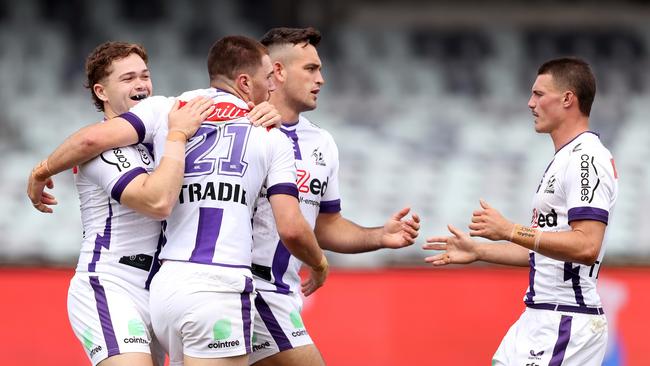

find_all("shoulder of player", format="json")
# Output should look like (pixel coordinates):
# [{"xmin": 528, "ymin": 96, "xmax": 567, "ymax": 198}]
[
  {"xmin": 297, "ymin": 116, "xmax": 337, "ymax": 143},
  {"xmin": 176, "ymin": 88, "xmax": 214, "ymax": 100},
  {"xmin": 566, "ymin": 136, "xmax": 612, "ymax": 162}
]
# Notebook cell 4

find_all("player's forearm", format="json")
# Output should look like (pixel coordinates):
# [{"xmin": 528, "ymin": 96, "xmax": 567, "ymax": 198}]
[
  {"xmin": 125, "ymin": 160, "xmax": 183, "ymax": 219},
  {"xmin": 40, "ymin": 120, "xmax": 139, "ymax": 178},
  {"xmin": 510, "ymin": 227, "xmax": 602, "ymax": 266},
  {"xmin": 279, "ymin": 221, "xmax": 326, "ymax": 269},
  {"xmin": 120, "ymin": 134, "xmax": 187, "ymax": 219},
  {"xmin": 315, "ymin": 215, "xmax": 382, "ymax": 253},
  {"xmin": 270, "ymin": 194, "xmax": 327, "ymax": 269},
  {"xmin": 476, "ymin": 242, "xmax": 530, "ymax": 267}
]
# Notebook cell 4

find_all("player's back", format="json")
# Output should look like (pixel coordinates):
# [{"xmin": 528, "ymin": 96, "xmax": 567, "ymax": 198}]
[
  {"xmin": 75, "ymin": 144, "xmax": 162, "ymax": 289},
  {"xmin": 155, "ymin": 89, "xmax": 298, "ymax": 269}
]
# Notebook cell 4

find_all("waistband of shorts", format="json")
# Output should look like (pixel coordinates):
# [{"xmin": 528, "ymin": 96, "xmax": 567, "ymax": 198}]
[{"xmin": 526, "ymin": 302, "xmax": 604, "ymax": 315}]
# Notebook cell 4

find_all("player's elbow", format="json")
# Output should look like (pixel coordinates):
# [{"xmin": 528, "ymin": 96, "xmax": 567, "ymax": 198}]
[
  {"xmin": 148, "ymin": 199, "xmax": 174, "ymax": 220},
  {"xmin": 79, "ymin": 130, "xmax": 106, "ymax": 155},
  {"xmin": 277, "ymin": 225, "xmax": 304, "ymax": 246},
  {"xmin": 576, "ymin": 245, "xmax": 600, "ymax": 266}
]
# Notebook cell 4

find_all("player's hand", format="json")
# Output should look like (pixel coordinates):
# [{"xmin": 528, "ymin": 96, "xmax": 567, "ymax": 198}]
[
  {"xmin": 168, "ymin": 97, "xmax": 215, "ymax": 139},
  {"xmin": 301, "ymin": 257, "xmax": 329, "ymax": 296},
  {"xmin": 380, "ymin": 207, "xmax": 420, "ymax": 249},
  {"xmin": 468, "ymin": 199, "xmax": 514, "ymax": 241},
  {"xmin": 423, "ymin": 224, "xmax": 479, "ymax": 266},
  {"xmin": 27, "ymin": 162, "xmax": 58, "ymax": 213},
  {"xmin": 247, "ymin": 101, "xmax": 281, "ymax": 128}
]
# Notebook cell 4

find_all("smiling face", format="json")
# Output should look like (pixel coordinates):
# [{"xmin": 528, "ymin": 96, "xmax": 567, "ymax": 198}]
[
  {"xmin": 527, "ymin": 73, "xmax": 567, "ymax": 134},
  {"xmin": 93, "ymin": 53, "xmax": 152, "ymax": 117}
]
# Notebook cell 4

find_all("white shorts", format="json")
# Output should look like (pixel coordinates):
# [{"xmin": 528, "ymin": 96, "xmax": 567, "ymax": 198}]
[
  {"xmin": 67, "ymin": 273, "xmax": 165, "ymax": 366},
  {"xmin": 249, "ymin": 290, "xmax": 313, "ymax": 364},
  {"xmin": 493, "ymin": 307, "xmax": 608, "ymax": 366},
  {"xmin": 149, "ymin": 261, "xmax": 255, "ymax": 366}
]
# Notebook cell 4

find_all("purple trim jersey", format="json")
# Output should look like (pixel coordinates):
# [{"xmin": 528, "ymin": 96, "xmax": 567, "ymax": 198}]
[
  {"xmin": 123, "ymin": 89, "xmax": 298, "ymax": 269},
  {"xmin": 74, "ymin": 144, "xmax": 162, "ymax": 289},
  {"xmin": 251, "ymin": 115, "xmax": 341, "ymax": 293},
  {"xmin": 524, "ymin": 132, "xmax": 619, "ymax": 309}
]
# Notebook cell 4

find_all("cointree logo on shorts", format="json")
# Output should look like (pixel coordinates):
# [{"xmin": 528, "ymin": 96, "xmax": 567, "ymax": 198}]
[
  {"xmin": 82, "ymin": 328, "xmax": 102, "ymax": 357},
  {"xmin": 252, "ymin": 332, "xmax": 271, "ymax": 352},
  {"xmin": 290, "ymin": 311, "xmax": 308, "ymax": 337},
  {"xmin": 124, "ymin": 319, "xmax": 148, "ymax": 345},
  {"xmin": 208, "ymin": 319, "xmax": 240, "ymax": 349}
]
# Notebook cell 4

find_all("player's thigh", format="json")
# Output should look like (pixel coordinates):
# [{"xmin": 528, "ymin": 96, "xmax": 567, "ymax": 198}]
[
  {"xmin": 252, "ymin": 344, "xmax": 324, "ymax": 366},
  {"xmin": 68, "ymin": 274, "xmax": 156, "ymax": 365},
  {"xmin": 150, "ymin": 273, "xmax": 253, "ymax": 361},
  {"xmin": 250, "ymin": 291, "xmax": 313, "ymax": 364},
  {"xmin": 185, "ymin": 354, "xmax": 248, "ymax": 366},
  {"xmin": 494, "ymin": 308, "xmax": 607, "ymax": 366},
  {"xmin": 97, "ymin": 352, "xmax": 154, "ymax": 366}
]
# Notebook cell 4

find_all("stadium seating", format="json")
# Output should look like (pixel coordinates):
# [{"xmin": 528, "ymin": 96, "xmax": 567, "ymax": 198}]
[{"xmin": 2, "ymin": 0, "xmax": 649, "ymax": 265}]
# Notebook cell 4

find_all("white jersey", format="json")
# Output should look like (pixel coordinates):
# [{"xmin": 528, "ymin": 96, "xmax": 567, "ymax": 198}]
[
  {"xmin": 251, "ymin": 115, "xmax": 341, "ymax": 293},
  {"xmin": 120, "ymin": 88, "xmax": 298, "ymax": 269},
  {"xmin": 74, "ymin": 144, "xmax": 163, "ymax": 289},
  {"xmin": 525, "ymin": 131, "xmax": 618, "ymax": 313}
]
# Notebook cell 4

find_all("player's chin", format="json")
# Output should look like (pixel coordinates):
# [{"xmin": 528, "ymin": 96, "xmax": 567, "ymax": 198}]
[{"xmin": 304, "ymin": 98, "xmax": 318, "ymax": 110}]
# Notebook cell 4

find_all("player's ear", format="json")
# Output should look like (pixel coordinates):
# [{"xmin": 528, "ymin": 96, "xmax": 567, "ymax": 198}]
[
  {"xmin": 562, "ymin": 91, "xmax": 574, "ymax": 108},
  {"xmin": 273, "ymin": 61, "xmax": 286, "ymax": 82},
  {"xmin": 93, "ymin": 83, "xmax": 109, "ymax": 104},
  {"xmin": 236, "ymin": 73, "xmax": 252, "ymax": 94}
]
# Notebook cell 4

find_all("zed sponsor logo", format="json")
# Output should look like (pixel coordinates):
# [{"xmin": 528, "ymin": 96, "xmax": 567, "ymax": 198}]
[
  {"xmin": 297, "ymin": 169, "xmax": 329, "ymax": 196},
  {"xmin": 579, "ymin": 154, "xmax": 600, "ymax": 202},
  {"xmin": 531, "ymin": 208, "xmax": 557, "ymax": 228}
]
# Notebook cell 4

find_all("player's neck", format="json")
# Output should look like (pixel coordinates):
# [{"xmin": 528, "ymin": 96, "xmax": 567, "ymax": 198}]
[
  {"xmin": 103, "ymin": 105, "xmax": 119, "ymax": 120},
  {"xmin": 210, "ymin": 79, "xmax": 250, "ymax": 104},
  {"xmin": 269, "ymin": 93, "xmax": 299, "ymax": 125},
  {"xmin": 550, "ymin": 116, "xmax": 589, "ymax": 152}
]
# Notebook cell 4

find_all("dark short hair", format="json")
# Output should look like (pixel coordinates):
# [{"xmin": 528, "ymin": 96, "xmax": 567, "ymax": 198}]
[
  {"xmin": 207, "ymin": 36, "xmax": 268, "ymax": 82},
  {"xmin": 260, "ymin": 27, "xmax": 321, "ymax": 48},
  {"xmin": 85, "ymin": 42, "xmax": 148, "ymax": 112},
  {"xmin": 537, "ymin": 57, "xmax": 596, "ymax": 117}
]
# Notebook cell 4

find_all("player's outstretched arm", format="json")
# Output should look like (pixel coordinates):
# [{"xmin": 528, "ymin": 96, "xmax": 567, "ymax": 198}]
[
  {"xmin": 269, "ymin": 193, "xmax": 328, "ymax": 296},
  {"xmin": 120, "ymin": 99, "xmax": 214, "ymax": 219},
  {"xmin": 424, "ymin": 224, "xmax": 530, "ymax": 267},
  {"xmin": 314, "ymin": 207, "xmax": 420, "ymax": 254},
  {"xmin": 469, "ymin": 199, "xmax": 606, "ymax": 265},
  {"xmin": 28, "ymin": 117, "xmax": 141, "ymax": 213}
]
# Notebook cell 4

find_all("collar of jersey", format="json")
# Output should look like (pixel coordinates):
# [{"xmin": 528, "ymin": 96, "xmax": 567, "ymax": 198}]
[{"xmin": 555, "ymin": 130, "xmax": 599, "ymax": 155}]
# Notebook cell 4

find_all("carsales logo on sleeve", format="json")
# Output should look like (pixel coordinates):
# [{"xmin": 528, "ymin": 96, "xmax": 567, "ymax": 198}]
[{"xmin": 578, "ymin": 154, "xmax": 600, "ymax": 202}]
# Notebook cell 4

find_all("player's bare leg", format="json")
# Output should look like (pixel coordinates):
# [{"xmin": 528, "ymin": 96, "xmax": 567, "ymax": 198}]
[
  {"xmin": 97, "ymin": 352, "xmax": 154, "ymax": 366},
  {"xmin": 185, "ymin": 354, "xmax": 248, "ymax": 366},
  {"xmin": 252, "ymin": 345, "xmax": 325, "ymax": 366}
]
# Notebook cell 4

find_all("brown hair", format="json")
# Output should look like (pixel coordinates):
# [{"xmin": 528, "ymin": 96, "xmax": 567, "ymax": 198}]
[
  {"xmin": 537, "ymin": 57, "xmax": 596, "ymax": 117},
  {"xmin": 85, "ymin": 42, "xmax": 148, "ymax": 112},
  {"xmin": 260, "ymin": 27, "xmax": 321, "ymax": 48},
  {"xmin": 207, "ymin": 36, "xmax": 268, "ymax": 82}
]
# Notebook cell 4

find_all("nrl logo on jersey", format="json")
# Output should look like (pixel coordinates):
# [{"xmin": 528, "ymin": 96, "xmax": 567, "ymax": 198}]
[
  {"xmin": 528, "ymin": 349, "xmax": 544, "ymax": 360},
  {"xmin": 543, "ymin": 175, "xmax": 556, "ymax": 194},
  {"xmin": 572, "ymin": 143, "xmax": 583, "ymax": 153},
  {"xmin": 311, "ymin": 148, "xmax": 326, "ymax": 166}
]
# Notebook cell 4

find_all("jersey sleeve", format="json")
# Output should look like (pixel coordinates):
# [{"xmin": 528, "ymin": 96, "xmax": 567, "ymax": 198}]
[
  {"xmin": 81, "ymin": 145, "xmax": 152, "ymax": 203},
  {"xmin": 265, "ymin": 128, "xmax": 299, "ymax": 198},
  {"xmin": 563, "ymin": 149, "xmax": 617, "ymax": 225},
  {"xmin": 319, "ymin": 131, "xmax": 341, "ymax": 213},
  {"xmin": 118, "ymin": 96, "xmax": 173, "ymax": 145}
]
